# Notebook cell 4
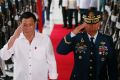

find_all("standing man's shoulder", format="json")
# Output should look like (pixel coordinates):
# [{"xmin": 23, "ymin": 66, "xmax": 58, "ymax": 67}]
[
  {"xmin": 100, "ymin": 33, "xmax": 114, "ymax": 43},
  {"xmin": 36, "ymin": 32, "xmax": 51, "ymax": 42},
  {"xmin": 102, "ymin": 34, "xmax": 113, "ymax": 40}
]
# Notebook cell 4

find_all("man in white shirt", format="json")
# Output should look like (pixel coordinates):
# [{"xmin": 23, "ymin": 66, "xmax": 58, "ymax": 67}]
[
  {"xmin": 59, "ymin": 0, "xmax": 68, "ymax": 28},
  {"xmin": 0, "ymin": 12, "xmax": 58, "ymax": 80},
  {"xmin": 67, "ymin": 0, "xmax": 78, "ymax": 28}
]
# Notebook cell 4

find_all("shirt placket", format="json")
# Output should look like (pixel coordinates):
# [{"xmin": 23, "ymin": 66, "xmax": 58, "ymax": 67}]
[{"xmin": 28, "ymin": 46, "xmax": 32, "ymax": 80}]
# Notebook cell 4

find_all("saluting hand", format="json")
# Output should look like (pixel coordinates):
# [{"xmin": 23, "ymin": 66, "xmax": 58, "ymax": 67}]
[
  {"xmin": 8, "ymin": 24, "xmax": 22, "ymax": 49},
  {"xmin": 13, "ymin": 24, "xmax": 22, "ymax": 38},
  {"xmin": 72, "ymin": 23, "xmax": 86, "ymax": 35}
]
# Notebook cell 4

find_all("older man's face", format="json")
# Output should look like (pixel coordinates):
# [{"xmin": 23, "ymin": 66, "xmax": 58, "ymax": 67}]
[{"xmin": 21, "ymin": 17, "xmax": 36, "ymax": 33}]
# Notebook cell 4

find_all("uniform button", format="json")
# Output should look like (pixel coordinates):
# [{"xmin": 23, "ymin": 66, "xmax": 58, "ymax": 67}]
[
  {"xmin": 29, "ymin": 49, "xmax": 31, "ymax": 51},
  {"xmin": 89, "ymin": 73, "xmax": 92, "ymax": 76},
  {"xmin": 101, "ymin": 57, "xmax": 105, "ymax": 61},
  {"xmin": 103, "ymin": 53, "xmax": 105, "ymax": 55},
  {"xmin": 79, "ymin": 56, "xmax": 82, "ymax": 59},
  {"xmin": 89, "ymin": 66, "xmax": 93, "ymax": 69},
  {"xmin": 91, "ymin": 52, "xmax": 93, "ymax": 55},
  {"xmin": 89, "ymin": 59, "xmax": 93, "ymax": 62},
  {"xmin": 74, "ymin": 74, "xmax": 76, "ymax": 77},
  {"xmin": 99, "ymin": 52, "xmax": 102, "ymax": 55},
  {"xmin": 29, "ymin": 57, "xmax": 31, "ymax": 59}
]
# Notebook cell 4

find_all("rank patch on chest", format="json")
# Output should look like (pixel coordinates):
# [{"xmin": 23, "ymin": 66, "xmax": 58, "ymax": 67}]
[
  {"xmin": 99, "ymin": 41, "xmax": 108, "ymax": 55},
  {"xmin": 75, "ymin": 38, "xmax": 87, "ymax": 53}
]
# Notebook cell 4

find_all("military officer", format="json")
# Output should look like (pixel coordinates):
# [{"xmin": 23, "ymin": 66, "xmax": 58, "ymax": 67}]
[{"xmin": 57, "ymin": 9, "xmax": 118, "ymax": 80}]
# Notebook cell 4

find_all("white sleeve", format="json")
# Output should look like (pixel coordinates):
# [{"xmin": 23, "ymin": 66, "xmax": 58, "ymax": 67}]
[
  {"xmin": 90, "ymin": 0, "xmax": 97, "ymax": 7},
  {"xmin": 46, "ymin": 38, "xmax": 58, "ymax": 79},
  {"xmin": 0, "ymin": 43, "xmax": 15, "ymax": 60},
  {"xmin": 0, "ymin": 57, "xmax": 5, "ymax": 75},
  {"xmin": 44, "ymin": 0, "xmax": 48, "ymax": 7},
  {"xmin": 63, "ymin": 0, "xmax": 68, "ymax": 7}
]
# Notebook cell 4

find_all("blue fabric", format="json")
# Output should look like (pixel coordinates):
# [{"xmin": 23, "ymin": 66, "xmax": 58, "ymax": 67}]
[{"xmin": 57, "ymin": 32, "xmax": 118, "ymax": 80}]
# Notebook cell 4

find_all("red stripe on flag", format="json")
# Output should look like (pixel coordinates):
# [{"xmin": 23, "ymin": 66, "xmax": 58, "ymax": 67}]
[{"xmin": 37, "ymin": 0, "xmax": 43, "ymax": 33}]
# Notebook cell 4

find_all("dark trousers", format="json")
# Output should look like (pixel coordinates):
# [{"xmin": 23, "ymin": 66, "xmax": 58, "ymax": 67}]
[
  {"xmin": 46, "ymin": 0, "xmax": 52, "ymax": 21},
  {"xmin": 79, "ymin": 9, "xmax": 88, "ymax": 24},
  {"xmin": 68, "ymin": 9, "xmax": 78, "ymax": 28},
  {"xmin": 110, "ymin": 21, "xmax": 116, "ymax": 35},
  {"xmin": 99, "ymin": 0, "xmax": 106, "ymax": 11},
  {"xmin": 62, "ymin": 7, "xmax": 68, "ymax": 27},
  {"xmin": 116, "ymin": 29, "xmax": 120, "ymax": 38}
]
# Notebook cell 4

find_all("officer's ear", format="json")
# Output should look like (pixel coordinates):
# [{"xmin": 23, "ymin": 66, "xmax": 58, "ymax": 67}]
[{"xmin": 96, "ymin": 22, "xmax": 101, "ymax": 29}]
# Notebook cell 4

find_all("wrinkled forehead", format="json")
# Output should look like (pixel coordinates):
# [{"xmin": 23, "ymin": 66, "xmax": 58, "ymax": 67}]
[
  {"xmin": 21, "ymin": 17, "xmax": 35, "ymax": 23},
  {"xmin": 21, "ymin": 18, "xmax": 35, "ymax": 26},
  {"xmin": 22, "ymin": 19, "xmax": 35, "ymax": 24}
]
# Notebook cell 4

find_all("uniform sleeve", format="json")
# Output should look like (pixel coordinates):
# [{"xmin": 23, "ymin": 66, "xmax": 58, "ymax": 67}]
[
  {"xmin": 107, "ymin": 36, "xmax": 118, "ymax": 80},
  {"xmin": 57, "ymin": 33, "xmax": 75, "ymax": 55},
  {"xmin": 46, "ymin": 37, "xmax": 58, "ymax": 79},
  {"xmin": 0, "ymin": 43, "xmax": 15, "ymax": 60}
]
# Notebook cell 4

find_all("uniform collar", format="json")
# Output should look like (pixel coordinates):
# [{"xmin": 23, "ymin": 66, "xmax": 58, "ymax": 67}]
[{"xmin": 87, "ymin": 31, "xmax": 98, "ymax": 42}]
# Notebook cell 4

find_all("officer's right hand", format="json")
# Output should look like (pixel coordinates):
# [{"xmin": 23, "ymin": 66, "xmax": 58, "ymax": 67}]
[{"xmin": 72, "ymin": 23, "xmax": 86, "ymax": 35}]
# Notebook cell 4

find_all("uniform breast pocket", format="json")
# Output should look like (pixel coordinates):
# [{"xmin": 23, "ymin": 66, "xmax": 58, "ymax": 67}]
[
  {"xmin": 100, "ymin": 56, "xmax": 107, "ymax": 62},
  {"xmin": 98, "ymin": 44, "xmax": 109, "ymax": 62},
  {"xmin": 98, "ymin": 52, "xmax": 107, "ymax": 62},
  {"xmin": 33, "ymin": 47, "xmax": 46, "ymax": 61}
]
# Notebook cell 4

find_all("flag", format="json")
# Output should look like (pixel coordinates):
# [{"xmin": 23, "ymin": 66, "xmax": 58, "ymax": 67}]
[{"xmin": 36, "ymin": 0, "xmax": 44, "ymax": 33}]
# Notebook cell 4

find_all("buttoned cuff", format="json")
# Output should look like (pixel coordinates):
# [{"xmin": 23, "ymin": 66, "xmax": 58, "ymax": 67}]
[
  {"xmin": 49, "ymin": 73, "xmax": 58, "ymax": 79},
  {"xmin": 5, "ymin": 44, "xmax": 14, "ymax": 53},
  {"xmin": 0, "ymin": 44, "xmax": 13, "ymax": 60},
  {"xmin": 70, "ymin": 32, "xmax": 76, "ymax": 37}
]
